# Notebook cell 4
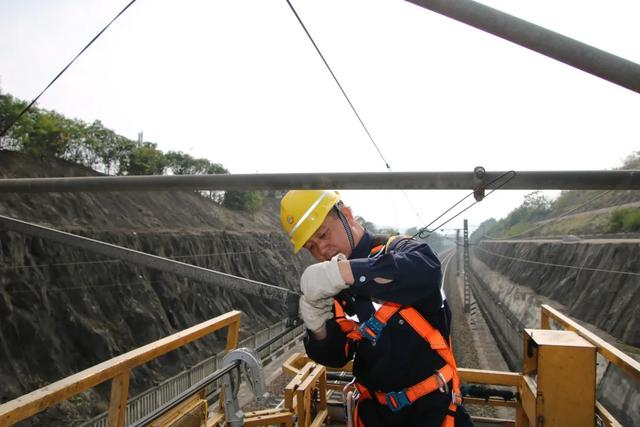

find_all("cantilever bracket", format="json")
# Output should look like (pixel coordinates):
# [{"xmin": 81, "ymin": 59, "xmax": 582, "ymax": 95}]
[{"xmin": 473, "ymin": 166, "xmax": 486, "ymax": 201}]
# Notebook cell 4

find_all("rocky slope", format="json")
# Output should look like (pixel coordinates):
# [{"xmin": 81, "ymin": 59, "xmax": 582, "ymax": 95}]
[
  {"xmin": 471, "ymin": 237, "xmax": 640, "ymax": 425},
  {"xmin": 0, "ymin": 151, "xmax": 312, "ymax": 423}
]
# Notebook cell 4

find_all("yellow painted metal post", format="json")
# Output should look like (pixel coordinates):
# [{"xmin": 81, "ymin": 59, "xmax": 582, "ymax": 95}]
[
  {"xmin": 107, "ymin": 371, "xmax": 130, "ymax": 427},
  {"xmin": 524, "ymin": 329, "xmax": 596, "ymax": 427},
  {"xmin": 225, "ymin": 317, "xmax": 240, "ymax": 350}
]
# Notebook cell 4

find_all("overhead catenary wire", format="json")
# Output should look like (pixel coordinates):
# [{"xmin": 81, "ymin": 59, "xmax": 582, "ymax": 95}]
[
  {"xmin": 0, "ymin": 0, "xmax": 139, "ymax": 138},
  {"xmin": 475, "ymin": 245, "xmax": 640, "ymax": 278},
  {"xmin": 413, "ymin": 171, "xmax": 517, "ymax": 240},
  {"xmin": 284, "ymin": 0, "xmax": 425, "ymax": 225},
  {"xmin": 0, "ymin": 248, "xmax": 292, "ymax": 271}
]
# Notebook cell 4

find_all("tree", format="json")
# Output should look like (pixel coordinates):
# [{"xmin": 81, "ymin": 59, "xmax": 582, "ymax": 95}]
[
  {"xmin": 124, "ymin": 142, "xmax": 167, "ymax": 175},
  {"xmin": 223, "ymin": 191, "xmax": 263, "ymax": 213}
]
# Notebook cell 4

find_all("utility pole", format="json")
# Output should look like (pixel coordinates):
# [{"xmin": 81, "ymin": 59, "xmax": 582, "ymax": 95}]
[
  {"xmin": 456, "ymin": 229, "xmax": 461, "ymax": 277},
  {"xmin": 463, "ymin": 219, "xmax": 470, "ymax": 313}
]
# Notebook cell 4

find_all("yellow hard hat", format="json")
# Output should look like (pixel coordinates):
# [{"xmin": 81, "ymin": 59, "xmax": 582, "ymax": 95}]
[{"xmin": 280, "ymin": 190, "xmax": 340, "ymax": 253}]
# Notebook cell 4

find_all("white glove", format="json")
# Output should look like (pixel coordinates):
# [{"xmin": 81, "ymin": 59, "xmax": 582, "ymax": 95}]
[
  {"xmin": 299, "ymin": 295, "xmax": 333, "ymax": 333},
  {"xmin": 300, "ymin": 254, "xmax": 348, "ymax": 302}
]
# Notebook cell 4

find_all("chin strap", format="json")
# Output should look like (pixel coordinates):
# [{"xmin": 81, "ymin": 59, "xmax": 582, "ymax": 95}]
[{"xmin": 334, "ymin": 206, "xmax": 355, "ymax": 251}]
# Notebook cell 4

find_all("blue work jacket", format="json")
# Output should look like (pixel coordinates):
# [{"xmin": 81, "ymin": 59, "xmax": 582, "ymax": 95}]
[{"xmin": 304, "ymin": 231, "xmax": 452, "ymax": 394}]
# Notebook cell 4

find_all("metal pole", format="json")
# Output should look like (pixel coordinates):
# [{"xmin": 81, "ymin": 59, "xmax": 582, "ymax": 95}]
[
  {"xmin": 456, "ymin": 229, "xmax": 460, "ymax": 277},
  {"xmin": 0, "ymin": 170, "xmax": 638, "ymax": 193},
  {"xmin": 405, "ymin": 0, "xmax": 640, "ymax": 94},
  {"xmin": 0, "ymin": 214, "xmax": 297, "ymax": 300},
  {"xmin": 463, "ymin": 220, "xmax": 470, "ymax": 314}
]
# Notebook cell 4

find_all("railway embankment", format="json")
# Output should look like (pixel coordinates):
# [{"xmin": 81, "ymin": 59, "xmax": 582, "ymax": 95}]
[
  {"xmin": 0, "ymin": 151, "xmax": 310, "ymax": 424},
  {"xmin": 471, "ymin": 238, "xmax": 640, "ymax": 426}
]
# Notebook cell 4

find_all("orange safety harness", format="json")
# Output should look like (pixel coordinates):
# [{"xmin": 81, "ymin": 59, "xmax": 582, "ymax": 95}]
[{"xmin": 334, "ymin": 239, "xmax": 461, "ymax": 427}]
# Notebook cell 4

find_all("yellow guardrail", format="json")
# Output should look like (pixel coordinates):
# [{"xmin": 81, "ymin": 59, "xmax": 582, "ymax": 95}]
[
  {"xmin": 540, "ymin": 304, "xmax": 640, "ymax": 383},
  {"xmin": 540, "ymin": 304, "xmax": 639, "ymax": 427},
  {"xmin": 0, "ymin": 310, "xmax": 242, "ymax": 427}
]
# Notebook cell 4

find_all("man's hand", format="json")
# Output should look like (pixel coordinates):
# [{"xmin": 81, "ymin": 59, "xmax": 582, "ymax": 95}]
[
  {"xmin": 299, "ymin": 295, "xmax": 333, "ymax": 335},
  {"xmin": 300, "ymin": 254, "xmax": 349, "ymax": 301}
]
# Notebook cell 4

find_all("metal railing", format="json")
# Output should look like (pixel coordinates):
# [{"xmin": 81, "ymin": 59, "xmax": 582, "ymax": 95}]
[
  {"xmin": 81, "ymin": 320, "xmax": 304, "ymax": 427},
  {"xmin": 0, "ymin": 311, "xmax": 242, "ymax": 427}
]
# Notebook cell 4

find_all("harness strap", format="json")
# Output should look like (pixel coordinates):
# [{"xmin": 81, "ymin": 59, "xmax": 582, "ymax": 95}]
[
  {"xmin": 356, "ymin": 364, "xmax": 455, "ymax": 407},
  {"xmin": 399, "ymin": 307, "xmax": 461, "ymax": 405}
]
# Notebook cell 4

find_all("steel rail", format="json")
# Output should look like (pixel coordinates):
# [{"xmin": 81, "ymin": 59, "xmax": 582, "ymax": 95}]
[
  {"xmin": 0, "ymin": 215, "xmax": 297, "ymax": 300},
  {"xmin": 0, "ymin": 170, "xmax": 638, "ymax": 193},
  {"xmin": 406, "ymin": 0, "xmax": 640, "ymax": 94}
]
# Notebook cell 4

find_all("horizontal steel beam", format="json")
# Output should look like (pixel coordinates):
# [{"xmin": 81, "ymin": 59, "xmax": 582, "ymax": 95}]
[
  {"xmin": 0, "ymin": 170, "xmax": 638, "ymax": 192},
  {"xmin": 0, "ymin": 214, "xmax": 297, "ymax": 300},
  {"xmin": 406, "ymin": 0, "xmax": 640, "ymax": 94}
]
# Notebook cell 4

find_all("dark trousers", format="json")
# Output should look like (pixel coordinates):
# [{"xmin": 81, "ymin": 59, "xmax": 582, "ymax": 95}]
[{"xmin": 354, "ymin": 392, "xmax": 473, "ymax": 427}]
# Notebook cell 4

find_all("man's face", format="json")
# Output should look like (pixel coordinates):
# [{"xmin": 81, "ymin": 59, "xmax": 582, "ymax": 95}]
[{"xmin": 303, "ymin": 212, "xmax": 352, "ymax": 261}]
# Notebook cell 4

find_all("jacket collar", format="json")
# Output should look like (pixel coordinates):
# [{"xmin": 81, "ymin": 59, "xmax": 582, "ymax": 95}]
[{"xmin": 349, "ymin": 230, "xmax": 374, "ymax": 260}]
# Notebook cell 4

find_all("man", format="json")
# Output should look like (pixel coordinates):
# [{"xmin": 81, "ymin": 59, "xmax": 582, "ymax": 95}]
[{"xmin": 280, "ymin": 190, "xmax": 472, "ymax": 427}]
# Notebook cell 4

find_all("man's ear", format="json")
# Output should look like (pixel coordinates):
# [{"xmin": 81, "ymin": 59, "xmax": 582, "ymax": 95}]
[{"xmin": 340, "ymin": 205, "xmax": 355, "ymax": 221}]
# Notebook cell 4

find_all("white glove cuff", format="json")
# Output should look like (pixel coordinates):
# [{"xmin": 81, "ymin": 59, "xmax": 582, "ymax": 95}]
[{"xmin": 328, "ymin": 253, "xmax": 347, "ymax": 287}]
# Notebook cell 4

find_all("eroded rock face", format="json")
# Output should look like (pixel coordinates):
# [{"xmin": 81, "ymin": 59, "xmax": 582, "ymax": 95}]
[
  {"xmin": 475, "ymin": 239, "xmax": 640, "ymax": 346},
  {"xmin": 0, "ymin": 151, "xmax": 311, "ymax": 423},
  {"xmin": 472, "ymin": 239, "xmax": 640, "ymax": 426}
]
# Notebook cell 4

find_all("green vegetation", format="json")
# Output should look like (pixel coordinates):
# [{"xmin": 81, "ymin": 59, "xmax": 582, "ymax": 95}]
[
  {"xmin": 222, "ymin": 190, "xmax": 263, "ymax": 213},
  {"xmin": 0, "ymin": 90, "xmax": 262, "ymax": 212},
  {"xmin": 608, "ymin": 208, "xmax": 640, "ymax": 232},
  {"xmin": 471, "ymin": 152, "xmax": 640, "ymax": 240}
]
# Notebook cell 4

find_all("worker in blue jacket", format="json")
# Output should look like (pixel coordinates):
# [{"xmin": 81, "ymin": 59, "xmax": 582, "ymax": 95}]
[{"xmin": 280, "ymin": 190, "xmax": 472, "ymax": 427}]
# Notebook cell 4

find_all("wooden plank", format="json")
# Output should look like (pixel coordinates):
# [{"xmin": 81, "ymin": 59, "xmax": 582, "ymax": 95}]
[
  {"xmin": 244, "ymin": 408, "xmax": 294, "ymax": 426},
  {"xmin": 471, "ymin": 416, "xmax": 515, "ymax": 426},
  {"xmin": 309, "ymin": 409, "xmax": 328, "ymax": 427},
  {"xmin": 520, "ymin": 375, "xmax": 537, "ymax": 426},
  {"xmin": 149, "ymin": 394, "xmax": 206, "ymax": 427},
  {"xmin": 206, "ymin": 410, "xmax": 225, "ymax": 427},
  {"xmin": 225, "ymin": 317, "xmax": 240, "ymax": 350},
  {"xmin": 515, "ymin": 406, "xmax": 529, "ymax": 427},
  {"xmin": 0, "ymin": 310, "xmax": 241, "ymax": 426},
  {"xmin": 463, "ymin": 397, "xmax": 519, "ymax": 408},
  {"xmin": 541, "ymin": 304, "xmax": 640, "ymax": 382},
  {"xmin": 595, "ymin": 400, "xmax": 623, "ymax": 427},
  {"xmin": 540, "ymin": 310, "xmax": 551, "ymax": 329},
  {"xmin": 282, "ymin": 353, "xmax": 310, "ymax": 377},
  {"xmin": 107, "ymin": 372, "xmax": 130, "ymax": 427},
  {"xmin": 459, "ymin": 368, "xmax": 521, "ymax": 386}
]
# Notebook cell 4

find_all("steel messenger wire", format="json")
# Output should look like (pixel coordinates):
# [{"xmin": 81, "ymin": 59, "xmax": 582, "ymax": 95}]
[
  {"xmin": 413, "ymin": 170, "xmax": 517, "ymax": 240},
  {"xmin": 0, "ymin": 248, "xmax": 293, "ymax": 271},
  {"xmin": 474, "ymin": 245, "xmax": 640, "ymax": 278},
  {"xmin": 284, "ymin": 0, "xmax": 425, "ymax": 225},
  {"xmin": 0, "ymin": 0, "xmax": 139, "ymax": 138}
]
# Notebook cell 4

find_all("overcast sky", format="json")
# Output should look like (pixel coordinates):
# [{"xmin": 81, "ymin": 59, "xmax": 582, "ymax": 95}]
[{"xmin": 1, "ymin": 0, "xmax": 639, "ymax": 233}]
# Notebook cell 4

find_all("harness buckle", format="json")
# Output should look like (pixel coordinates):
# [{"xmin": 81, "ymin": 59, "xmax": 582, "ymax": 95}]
[
  {"xmin": 359, "ymin": 316, "xmax": 386, "ymax": 343},
  {"xmin": 384, "ymin": 390, "xmax": 411, "ymax": 412},
  {"xmin": 434, "ymin": 370, "xmax": 449, "ymax": 394}
]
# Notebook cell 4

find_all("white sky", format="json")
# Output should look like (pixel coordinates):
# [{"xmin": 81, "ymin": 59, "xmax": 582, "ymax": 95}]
[{"xmin": 1, "ymin": 0, "xmax": 639, "ymax": 233}]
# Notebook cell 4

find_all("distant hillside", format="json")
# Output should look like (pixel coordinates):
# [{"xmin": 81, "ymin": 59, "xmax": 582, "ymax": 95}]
[{"xmin": 472, "ymin": 152, "xmax": 640, "ymax": 240}]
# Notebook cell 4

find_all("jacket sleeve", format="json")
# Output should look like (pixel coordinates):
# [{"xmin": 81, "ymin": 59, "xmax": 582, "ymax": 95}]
[
  {"xmin": 303, "ymin": 316, "xmax": 356, "ymax": 368},
  {"xmin": 347, "ymin": 237, "xmax": 442, "ymax": 306}
]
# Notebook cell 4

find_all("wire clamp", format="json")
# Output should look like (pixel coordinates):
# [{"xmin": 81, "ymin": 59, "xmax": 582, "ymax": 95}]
[{"xmin": 473, "ymin": 166, "xmax": 486, "ymax": 201}]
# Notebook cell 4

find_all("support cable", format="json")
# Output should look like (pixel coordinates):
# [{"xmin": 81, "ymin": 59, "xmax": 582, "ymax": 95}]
[
  {"xmin": 284, "ymin": 0, "xmax": 425, "ymax": 224},
  {"xmin": 284, "ymin": 0, "xmax": 390, "ymax": 170},
  {"xmin": 475, "ymin": 245, "xmax": 640, "ymax": 278},
  {"xmin": 0, "ymin": 248, "xmax": 292, "ymax": 271},
  {"xmin": 0, "ymin": 0, "xmax": 139, "ymax": 138},
  {"xmin": 413, "ymin": 170, "xmax": 517, "ymax": 239}
]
